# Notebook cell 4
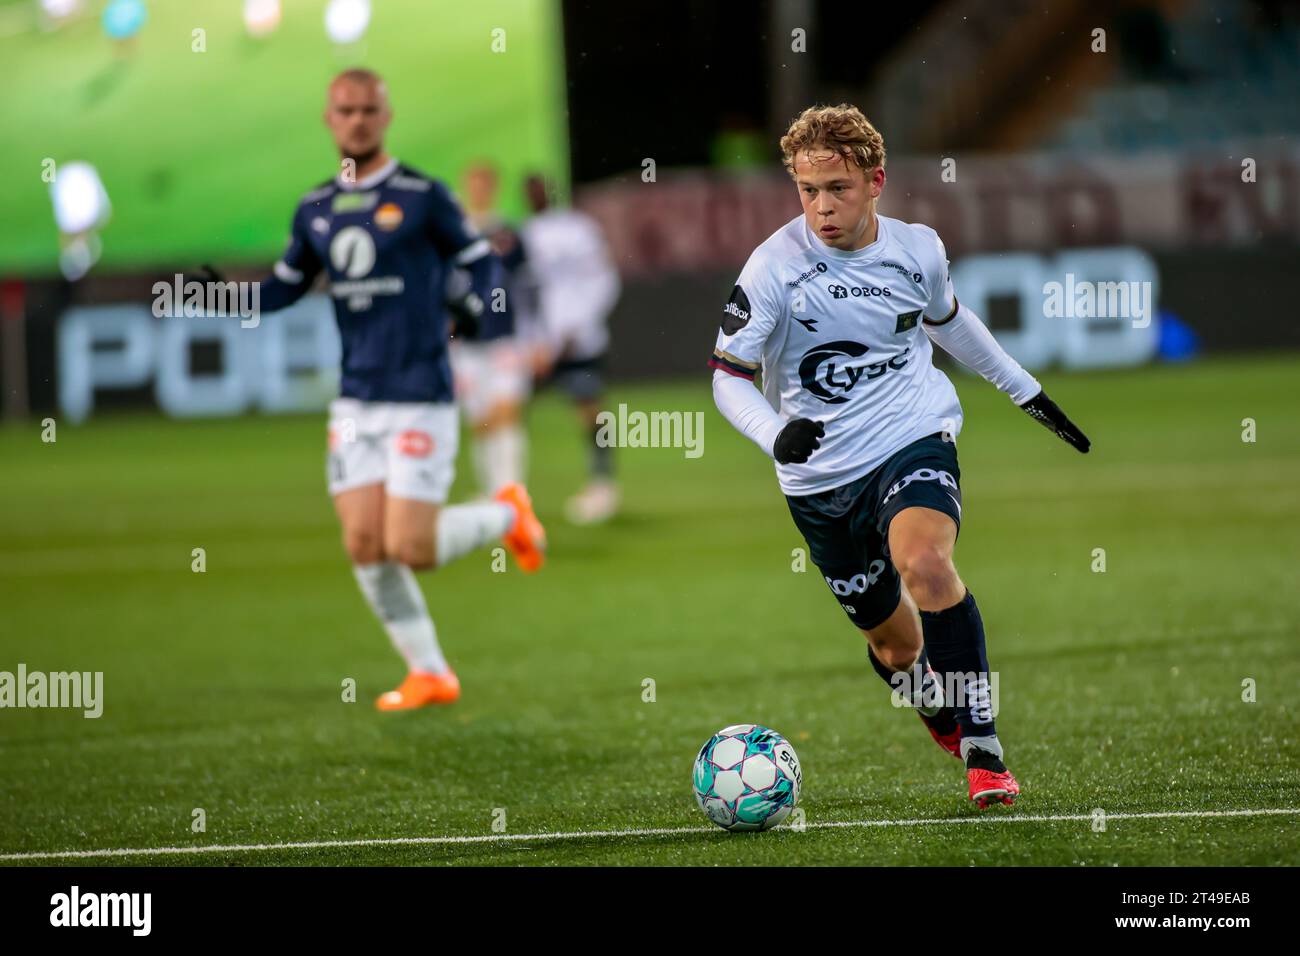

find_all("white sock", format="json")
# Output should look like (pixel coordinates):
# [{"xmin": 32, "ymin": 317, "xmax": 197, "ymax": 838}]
[
  {"xmin": 481, "ymin": 424, "xmax": 526, "ymax": 492},
  {"xmin": 435, "ymin": 502, "xmax": 515, "ymax": 567},
  {"xmin": 352, "ymin": 562, "xmax": 448, "ymax": 674},
  {"xmin": 471, "ymin": 437, "xmax": 493, "ymax": 497},
  {"xmin": 961, "ymin": 735, "xmax": 1004, "ymax": 762}
]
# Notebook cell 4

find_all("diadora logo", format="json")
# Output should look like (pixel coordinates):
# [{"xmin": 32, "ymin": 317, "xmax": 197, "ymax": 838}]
[
  {"xmin": 329, "ymin": 226, "xmax": 376, "ymax": 278},
  {"xmin": 787, "ymin": 262, "xmax": 829, "ymax": 288},
  {"xmin": 722, "ymin": 285, "xmax": 751, "ymax": 334},
  {"xmin": 881, "ymin": 467, "xmax": 959, "ymax": 506},
  {"xmin": 825, "ymin": 560, "xmax": 887, "ymax": 596},
  {"xmin": 798, "ymin": 342, "xmax": 912, "ymax": 404},
  {"xmin": 827, "ymin": 284, "xmax": 891, "ymax": 299}
]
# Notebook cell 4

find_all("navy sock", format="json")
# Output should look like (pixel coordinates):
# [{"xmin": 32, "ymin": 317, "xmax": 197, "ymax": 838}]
[
  {"xmin": 590, "ymin": 422, "xmax": 613, "ymax": 478},
  {"xmin": 919, "ymin": 590, "xmax": 997, "ymax": 745},
  {"xmin": 866, "ymin": 645, "xmax": 957, "ymax": 734}
]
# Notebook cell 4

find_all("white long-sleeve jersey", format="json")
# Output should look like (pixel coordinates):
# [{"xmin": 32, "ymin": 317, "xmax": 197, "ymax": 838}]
[{"xmin": 710, "ymin": 214, "xmax": 1038, "ymax": 494}]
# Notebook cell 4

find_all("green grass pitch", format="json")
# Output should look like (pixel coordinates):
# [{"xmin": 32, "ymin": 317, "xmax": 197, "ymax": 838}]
[
  {"xmin": 1, "ymin": 354, "xmax": 1298, "ymax": 866},
  {"xmin": 0, "ymin": 0, "xmax": 567, "ymax": 273}
]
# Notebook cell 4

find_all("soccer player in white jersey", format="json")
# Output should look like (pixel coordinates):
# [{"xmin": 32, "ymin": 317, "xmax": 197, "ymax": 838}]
[
  {"xmin": 710, "ymin": 105, "xmax": 1091, "ymax": 807},
  {"xmin": 449, "ymin": 161, "xmax": 533, "ymax": 495},
  {"xmin": 519, "ymin": 174, "xmax": 623, "ymax": 524}
]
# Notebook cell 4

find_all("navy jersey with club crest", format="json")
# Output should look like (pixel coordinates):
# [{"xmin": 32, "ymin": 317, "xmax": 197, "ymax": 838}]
[{"xmin": 260, "ymin": 159, "xmax": 496, "ymax": 403}]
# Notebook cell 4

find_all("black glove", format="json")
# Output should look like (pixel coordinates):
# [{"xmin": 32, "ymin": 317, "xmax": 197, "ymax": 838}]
[
  {"xmin": 774, "ymin": 418, "xmax": 825, "ymax": 464},
  {"xmin": 446, "ymin": 291, "xmax": 483, "ymax": 341},
  {"xmin": 164, "ymin": 265, "xmax": 227, "ymax": 318},
  {"xmin": 1019, "ymin": 390, "xmax": 1091, "ymax": 453},
  {"xmin": 197, "ymin": 263, "xmax": 227, "ymax": 284}
]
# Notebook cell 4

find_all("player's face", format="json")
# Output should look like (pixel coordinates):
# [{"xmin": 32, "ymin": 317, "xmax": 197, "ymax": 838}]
[
  {"xmin": 463, "ymin": 166, "xmax": 499, "ymax": 213},
  {"xmin": 793, "ymin": 149, "xmax": 885, "ymax": 250},
  {"xmin": 324, "ymin": 79, "xmax": 391, "ymax": 162},
  {"xmin": 524, "ymin": 175, "xmax": 550, "ymax": 213}
]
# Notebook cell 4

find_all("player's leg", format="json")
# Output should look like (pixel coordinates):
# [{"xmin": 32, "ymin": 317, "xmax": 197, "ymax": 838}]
[
  {"xmin": 450, "ymin": 340, "xmax": 491, "ymax": 496},
  {"xmin": 558, "ymin": 357, "xmax": 618, "ymax": 524},
  {"xmin": 374, "ymin": 491, "xmax": 527, "ymax": 710},
  {"xmin": 859, "ymin": 586, "xmax": 961, "ymax": 758},
  {"xmin": 840, "ymin": 482, "xmax": 960, "ymax": 756},
  {"xmin": 471, "ymin": 339, "xmax": 531, "ymax": 494},
  {"xmin": 385, "ymin": 493, "xmax": 535, "ymax": 572},
  {"xmin": 888, "ymin": 508, "xmax": 997, "ymax": 755},
  {"xmin": 327, "ymin": 400, "xmax": 455, "ymax": 708},
  {"xmin": 453, "ymin": 340, "xmax": 528, "ymax": 496},
  {"xmin": 785, "ymin": 481, "xmax": 946, "ymax": 736},
  {"xmin": 345, "ymin": 492, "xmax": 457, "ymax": 709},
  {"xmin": 364, "ymin": 403, "xmax": 543, "ymax": 711},
  {"xmin": 334, "ymin": 482, "xmax": 386, "ymax": 565},
  {"xmin": 472, "ymin": 400, "xmax": 527, "ymax": 493},
  {"xmin": 383, "ymin": 401, "xmax": 545, "ymax": 576},
  {"xmin": 877, "ymin": 435, "xmax": 1018, "ymax": 806}
]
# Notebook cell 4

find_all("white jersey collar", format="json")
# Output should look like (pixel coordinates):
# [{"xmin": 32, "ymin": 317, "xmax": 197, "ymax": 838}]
[
  {"xmin": 806, "ymin": 214, "xmax": 889, "ymax": 263},
  {"xmin": 337, "ymin": 157, "xmax": 399, "ymax": 191}
]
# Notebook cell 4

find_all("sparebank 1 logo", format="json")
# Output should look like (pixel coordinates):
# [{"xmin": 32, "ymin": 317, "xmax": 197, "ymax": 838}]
[
  {"xmin": 797, "ymin": 341, "xmax": 911, "ymax": 404},
  {"xmin": 330, "ymin": 226, "xmax": 376, "ymax": 278}
]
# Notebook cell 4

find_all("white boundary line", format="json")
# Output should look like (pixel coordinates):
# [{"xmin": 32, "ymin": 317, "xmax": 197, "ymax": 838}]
[{"xmin": 3, "ymin": 807, "xmax": 1297, "ymax": 862}]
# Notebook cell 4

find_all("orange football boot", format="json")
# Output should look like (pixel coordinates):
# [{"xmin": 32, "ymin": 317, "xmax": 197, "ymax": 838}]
[
  {"xmin": 375, "ymin": 670, "xmax": 461, "ymax": 710},
  {"xmin": 495, "ymin": 482, "xmax": 547, "ymax": 572}
]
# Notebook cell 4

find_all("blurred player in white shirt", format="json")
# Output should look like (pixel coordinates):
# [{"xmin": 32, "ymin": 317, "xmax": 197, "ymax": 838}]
[
  {"xmin": 450, "ymin": 162, "xmax": 532, "ymax": 495},
  {"xmin": 520, "ymin": 174, "xmax": 623, "ymax": 524}
]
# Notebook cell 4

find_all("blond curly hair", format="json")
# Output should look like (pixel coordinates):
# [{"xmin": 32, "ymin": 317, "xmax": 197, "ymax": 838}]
[{"xmin": 780, "ymin": 104, "xmax": 886, "ymax": 178}]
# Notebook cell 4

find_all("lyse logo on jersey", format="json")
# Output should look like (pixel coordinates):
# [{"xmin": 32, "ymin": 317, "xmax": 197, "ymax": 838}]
[
  {"xmin": 722, "ymin": 285, "xmax": 751, "ymax": 334},
  {"xmin": 825, "ymin": 559, "xmax": 888, "ymax": 596},
  {"xmin": 396, "ymin": 430, "xmax": 434, "ymax": 458},
  {"xmin": 827, "ymin": 284, "xmax": 891, "ymax": 299},
  {"xmin": 798, "ymin": 341, "xmax": 911, "ymax": 404}
]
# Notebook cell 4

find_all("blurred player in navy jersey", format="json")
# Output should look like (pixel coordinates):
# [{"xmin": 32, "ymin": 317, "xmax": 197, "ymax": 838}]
[
  {"xmin": 255, "ymin": 69, "xmax": 546, "ymax": 710},
  {"xmin": 449, "ymin": 161, "xmax": 533, "ymax": 495},
  {"xmin": 520, "ymin": 174, "xmax": 622, "ymax": 524}
]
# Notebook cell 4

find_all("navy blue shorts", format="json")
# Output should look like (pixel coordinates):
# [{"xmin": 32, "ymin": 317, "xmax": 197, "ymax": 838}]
[{"xmin": 785, "ymin": 433, "xmax": 962, "ymax": 631}]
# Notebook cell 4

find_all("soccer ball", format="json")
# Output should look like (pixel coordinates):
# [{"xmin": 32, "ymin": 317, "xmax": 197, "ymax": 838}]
[{"xmin": 692, "ymin": 724, "xmax": 802, "ymax": 832}]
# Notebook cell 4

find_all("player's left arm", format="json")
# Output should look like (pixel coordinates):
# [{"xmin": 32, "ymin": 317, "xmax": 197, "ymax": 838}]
[
  {"xmin": 921, "ymin": 236, "xmax": 1091, "ymax": 453},
  {"xmin": 257, "ymin": 203, "xmax": 325, "ymax": 313},
  {"xmin": 427, "ymin": 182, "xmax": 498, "ymax": 338}
]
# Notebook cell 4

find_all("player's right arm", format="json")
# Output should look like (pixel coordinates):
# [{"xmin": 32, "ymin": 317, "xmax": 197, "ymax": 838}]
[
  {"xmin": 709, "ymin": 264, "xmax": 824, "ymax": 464},
  {"xmin": 258, "ymin": 203, "xmax": 324, "ymax": 313}
]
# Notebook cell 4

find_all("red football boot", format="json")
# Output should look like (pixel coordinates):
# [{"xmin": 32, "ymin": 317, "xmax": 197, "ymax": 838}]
[
  {"xmin": 919, "ymin": 711, "xmax": 962, "ymax": 759},
  {"xmin": 966, "ymin": 748, "xmax": 1020, "ymax": 808}
]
